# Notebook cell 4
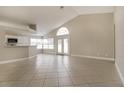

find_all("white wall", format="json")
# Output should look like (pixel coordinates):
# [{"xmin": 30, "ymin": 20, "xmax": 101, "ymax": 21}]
[
  {"xmin": 68, "ymin": 13, "xmax": 114, "ymax": 58},
  {"xmin": 0, "ymin": 31, "xmax": 5, "ymax": 47},
  {"xmin": 44, "ymin": 13, "xmax": 114, "ymax": 59},
  {"xmin": 114, "ymin": 7, "xmax": 124, "ymax": 83}
]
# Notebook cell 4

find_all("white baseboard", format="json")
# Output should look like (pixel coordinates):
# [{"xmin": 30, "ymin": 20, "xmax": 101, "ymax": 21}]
[
  {"xmin": 43, "ymin": 51, "xmax": 56, "ymax": 55},
  {"xmin": 115, "ymin": 62, "xmax": 124, "ymax": 85},
  {"xmin": 71, "ymin": 54, "xmax": 115, "ymax": 61},
  {"xmin": 0, "ymin": 55, "xmax": 36, "ymax": 64}
]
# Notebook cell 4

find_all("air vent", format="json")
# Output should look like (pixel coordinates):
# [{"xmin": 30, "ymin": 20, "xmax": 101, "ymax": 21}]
[{"xmin": 28, "ymin": 24, "xmax": 37, "ymax": 31}]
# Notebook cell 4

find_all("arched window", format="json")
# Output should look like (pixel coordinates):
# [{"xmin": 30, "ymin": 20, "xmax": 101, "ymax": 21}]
[{"xmin": 57, "ymin": 27, "xmax": 69, "ymax": 36}]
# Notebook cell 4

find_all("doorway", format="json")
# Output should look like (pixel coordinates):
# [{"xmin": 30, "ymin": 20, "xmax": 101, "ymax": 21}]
[
  {"xmin": 57, "ymin": 38, "xmax": 69, "ymax": 55},
  {"xmin": 56, "ymin": 27, "xmax": 70, "ymax": 55}
]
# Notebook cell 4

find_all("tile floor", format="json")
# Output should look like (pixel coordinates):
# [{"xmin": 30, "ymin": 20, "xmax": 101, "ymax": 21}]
[{"xmin": 0, "ymin": 54, "xmax": 123, "ymax": 87}]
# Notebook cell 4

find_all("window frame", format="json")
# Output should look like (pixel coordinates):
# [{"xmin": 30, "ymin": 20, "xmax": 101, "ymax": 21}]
[
  {"xmin": 30, "ymin": 38, "xmax": 43, "ymax": 49},
  {"xmin": 43, "ymin": 38, "xmax": 54, "ymax": 49},
  {"xmin": 57, "ymin": 27, "xmax": 69, "ymax": 36}
]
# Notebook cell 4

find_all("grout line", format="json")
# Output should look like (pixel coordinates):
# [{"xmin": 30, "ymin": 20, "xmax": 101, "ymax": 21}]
[{"xmin": 0, "ymin": 54, "xmax": 122, "ymax": 87}]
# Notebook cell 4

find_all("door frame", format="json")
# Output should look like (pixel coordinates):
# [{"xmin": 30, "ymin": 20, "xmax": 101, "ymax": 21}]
[{"xmin": 56, "ymin": 35, "xmax": 70, "ymax": 55}]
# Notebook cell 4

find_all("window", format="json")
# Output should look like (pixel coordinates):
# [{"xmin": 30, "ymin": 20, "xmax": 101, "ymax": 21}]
[
  {"xmin": 37, "ymin": 39, "xmax": 43, "ymax": 49},
  {"xmin": 57, "ymin": 27, "xmax": 69, "ymax": 36},
  {"xmin": 43, "ymin": 39, "xmax": 49, "ymax": 49},
  {"xmin": 30, "ymin": 38, "xmax": 37, "ymax": 46},
  {"xmin": 30, "ymin": 38, "xmax": 54, "ymax": 49},
  {"xmin": 48, "ymin": 38, "xmax": 54, "ymax": 49},
  {"xmin": 43, "ymin": 38, "xmax": 54, "ymax": 49},
  {"xmin": 30, "ymin": 38, "xmax": 43, "ymax": 49}
]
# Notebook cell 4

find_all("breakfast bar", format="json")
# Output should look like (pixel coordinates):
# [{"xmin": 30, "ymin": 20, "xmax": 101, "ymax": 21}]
[{"xmin": 0, "ymin": 46, "xmax": 37, "ymax": 62}]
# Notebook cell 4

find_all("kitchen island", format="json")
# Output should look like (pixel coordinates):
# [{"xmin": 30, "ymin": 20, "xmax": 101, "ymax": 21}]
[{"xmin": 0, "ymin": 45, "xmax": 37, "ymax": 63}]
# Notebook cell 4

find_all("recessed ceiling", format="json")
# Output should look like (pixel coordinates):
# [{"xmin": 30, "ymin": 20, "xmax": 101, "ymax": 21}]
[{"xmin": 0, "ymin": 6, "xmax": 114, "ymax": 35}]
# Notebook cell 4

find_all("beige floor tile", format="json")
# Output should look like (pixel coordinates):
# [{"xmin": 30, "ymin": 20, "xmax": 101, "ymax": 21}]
[
  {"xmin": 59, "ymin": 85, "xmax": 73, "ymax": 87},
  {"xmin": 0, "ymin": 54, "xmax": 122, "ymax": 87},
  {"xmin": 17, "ymin": 74, "xmax": 34, "ymax": 80},
  {"xmin": 88, "ymin": 80, "xmax": 123, "ymax": 87},
  {"xmin": 0, "ymin": 82, "xmax": 13, "ymax": 87},
  {"xmin": 58, "ymin": 72, "xmax": 70, "ymax": 77},
  {"xmin": 83, "ymin": 75, "xmax": 104, "ymax": 84},
  {"xmin": 10, "ymin": 81, "xmax": 29, "ymax": 87},
  {"xmin": 44, "ymin": 78, "xmax": 58, "ymax": 87},
  {"xmin": 37, "ymin": 70, "xmax": 48, "ymax": 73},
  {"xmin": 0, "ymin": 76, "xmax": 18, "ymax": 82},
  {"xmin": 59, "ymin": 77, "xmax": 73, "ymax": 86},
  {"xmin": 71, "ymin": 77, "xmax": 88, "ymax": 85},
  {"xmin": 27, "ymin": 79, "xmax": 44, "ymax": 87},
  {"xmin": 46, "ymin": 73, "xmax": 58, "ymax": 78},
  {"xmin": 47, "ymin": 70, "xmax": 58, "ymax": 73},
  {"xmin": 74, "ymin": 84, "xmax": 89, "ymax": 87},
  {"xmin": 33, "ymin": 74, "xmax": 46, "ymax": 79},
  {"xmin": 0, "ymin": 80, "xmax": 29, "ymax": 87}
]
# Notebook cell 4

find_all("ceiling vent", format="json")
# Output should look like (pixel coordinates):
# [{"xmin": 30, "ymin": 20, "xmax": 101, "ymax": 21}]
[
  {"xmin": 28, "ymin": 24, "xmax": 37, "ymax": 31},
  {"xmin": 0, "ymin": 21, "xmax": 37, "ymax": 35}
]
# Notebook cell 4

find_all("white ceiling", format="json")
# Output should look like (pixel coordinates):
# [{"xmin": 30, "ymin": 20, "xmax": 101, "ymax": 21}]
[
  {"xmin": 0, "ymin": 6, "xmax": 114, "ymax": 35},
  {"xmin": 72, "ymin": 6, "xmax": 114, "ymax": 15}
]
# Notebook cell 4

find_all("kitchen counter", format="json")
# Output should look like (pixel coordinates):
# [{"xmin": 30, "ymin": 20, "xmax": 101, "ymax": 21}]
[{"xmin": 0, "ymin": 45, "xmax": 38, "ymax": 62}]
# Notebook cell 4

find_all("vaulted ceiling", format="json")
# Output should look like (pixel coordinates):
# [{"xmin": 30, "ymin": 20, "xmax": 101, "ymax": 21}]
[{"xmin": 0, "ymin": 6, "xmax": 114, "ymax": 35}]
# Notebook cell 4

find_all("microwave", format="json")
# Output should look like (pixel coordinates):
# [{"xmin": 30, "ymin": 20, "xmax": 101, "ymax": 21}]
[{"xmin": 7, "ymin": 38, "xmax": 18, "ymax": 44}]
